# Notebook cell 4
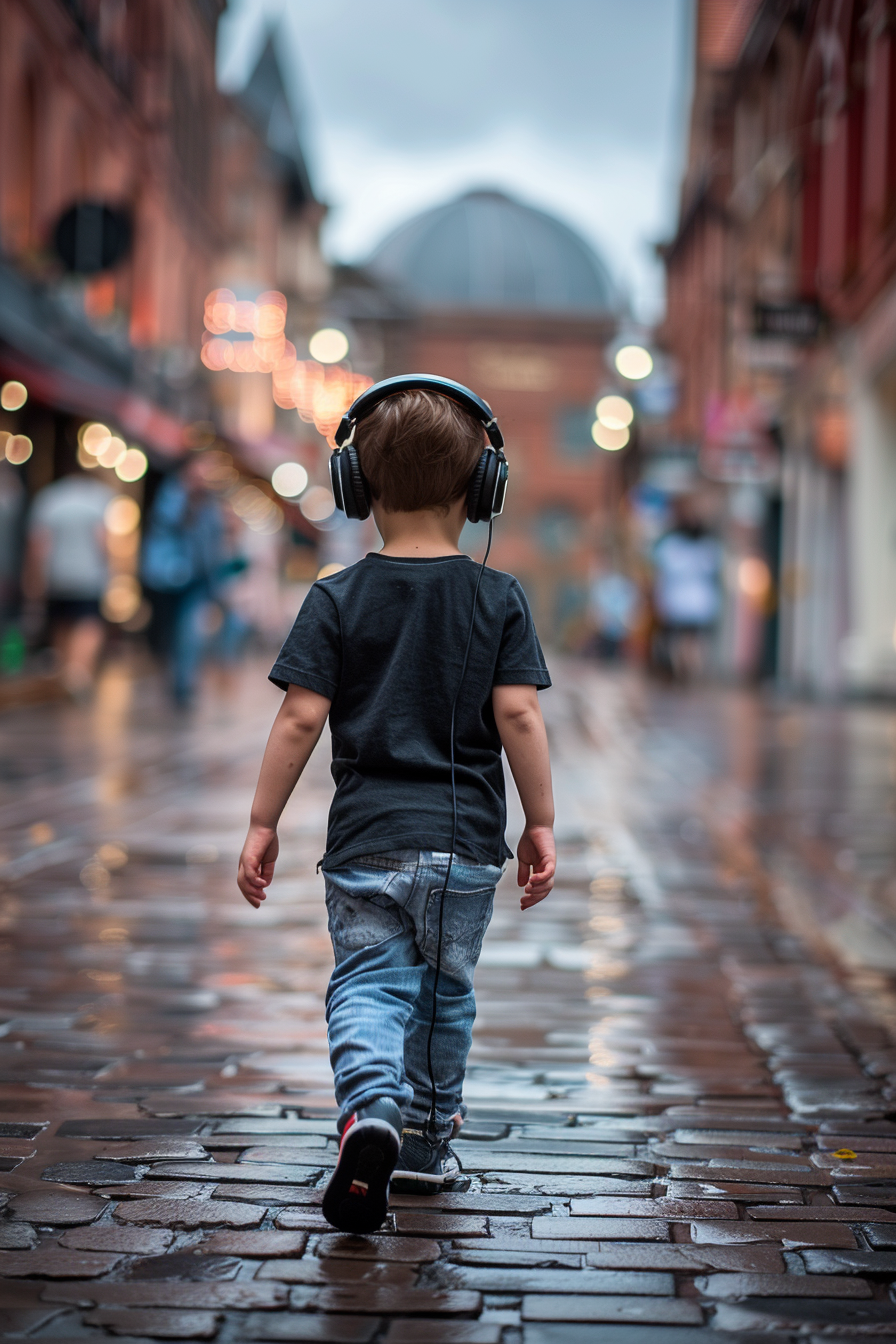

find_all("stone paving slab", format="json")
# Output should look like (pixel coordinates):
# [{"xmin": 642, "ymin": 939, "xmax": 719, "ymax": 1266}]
[
  {"xmin": 443, "ymin": 1266, "xmax": 676, "ymax": 1294},
  {"xmin": 4, "ymin": 665, "xmax": 896, "ymax": 1339},
  {"xmin": 83, "ymin": 1306, "xmax": 223, "ymax": 1337},
  {"xmin": 711, "ymin": 1298, "xmax": 896, "ymax": 1329},
  {"xmin": 256, "ymin": 1258, "xmax": 417, "ymax": 1286},
  {"xmin": 695, "ymin": 1270, "xmax": 872, "ymax": 1298},
  {"xmin": 520, "ymin": 1294, "xmax": 705, "ymax": 1324},
  {"xmin": 0, "ymin": 1246, "xmax": 123, "ymax": 1276},
  {"xmin": 43, "ymin": 1280, "xmax": 290, "ymax": 1308},
  {"xmin": 317, "ymin": 1235, "xmax": 441, "ymax": 1262},
  {"xmin": 690, "ymin": 1218, "xmax": 862, "ymax": 1246},
  {"xmin": 113, "ymin": 1197, "xmax": 268, "ymax": 1227},
  {"xmin": 531, "ymin": 1217, "xmax": 670, "ymax": 1240},
  {"xmin": 239, "ymin": 1314, "xmax": 381, "ymax": 1341},
  {"xmin": 382, "ymin": 1323, "xmax": 503, "ymax": 1344},
  {"xmin": 59, "ymin": 1225, "xmax": 175, "ymax": 1253},
  {"xmin": 199, "ymin": 1230, "xmax": 309, "ymax": 1257}
]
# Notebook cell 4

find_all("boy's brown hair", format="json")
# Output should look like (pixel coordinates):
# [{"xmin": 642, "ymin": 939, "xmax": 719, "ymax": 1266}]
[{"xmin": 354, "ymin": 390, "xmax": 485, "ymax": 514}]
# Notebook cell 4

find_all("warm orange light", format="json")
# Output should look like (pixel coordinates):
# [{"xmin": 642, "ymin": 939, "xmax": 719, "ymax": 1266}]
[
  {"xmin": 5, "ymin": 434, "xmax": 32, "ymax": 465},
  {"xmin": 256, "ymin": 304, "xmax": 287, "ymax": 340},
  {"xmin": 116, "ymin": 447, "xmax": 147, "ymax": 482},
  {"xmin": 105, "ymin": 496, "xmax": 141, "ymax": 535},
  {"xmin": 97, "ymin": 435, "xmax": 127, "ymax": 469},
  {"xmin": 591, "ymin": 422, "xmax": 629, "ymax": 451},
  {"xmin": 738, "ymin": 556, "xmax": 771, "ymax": 603},
  {"xmin": 287, "ymin": 362, "xmax": 372, "ymax": 442},
  {"xmin": 81, "ymin": 422, "xmax": 111, "ymax": 455},
  {"xmin": 596, "ymin": 395, "xmax": 634, "ymax": 430},
  {"xmin": 300, "ymin": 485, "xmax": 336, "ymax": 522},
  {"xmin": 233, "ymin": 300, "xmax": 256, "ymax": 333},
  {"xmin": 309, "ymin": 329, "xmax": 349, "ymax": 363},
  {"xmin": 1, "ymin": 381, "xmax": 27, "ymax": 411},
  {"xmin": 102, "ymin": 574, "xmax": 142, "ymax": 623},
  {"xmin": 204, "ymin": 288, "xmax": 236, "ymax": 335},
  {"xmin": 231, "ymin": 341, "xmax": 259, "ymax": 373},
  {"xmin": 201, "ymin": 338, "xmax": 234, "ymax": 371}
]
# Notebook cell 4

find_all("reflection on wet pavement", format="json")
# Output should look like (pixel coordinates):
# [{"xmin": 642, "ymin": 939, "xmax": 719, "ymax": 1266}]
[{"xmin": 2, "ymin": 660, "xmax": 896, "ymax": 1337}]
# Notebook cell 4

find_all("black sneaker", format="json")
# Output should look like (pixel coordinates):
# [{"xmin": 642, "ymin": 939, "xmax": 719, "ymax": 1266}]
[
  {"xmin": 390, "ymin": 1127, "xmax": 467, "ymax": 1195},
  {"xmin": 321, "ymin": 1098, "xmax": 401, "ymax": 1234}
]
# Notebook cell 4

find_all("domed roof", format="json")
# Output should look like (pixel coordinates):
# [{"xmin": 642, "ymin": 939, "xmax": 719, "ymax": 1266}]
[{"xmin": 366, "ymin": 189, "xmax": 616, "ymax": 317}]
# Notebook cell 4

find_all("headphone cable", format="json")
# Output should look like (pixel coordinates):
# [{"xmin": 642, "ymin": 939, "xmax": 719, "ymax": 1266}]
[{"xmin": 424, "ymin": 519, "xmax": 494, "ymax": 1141}]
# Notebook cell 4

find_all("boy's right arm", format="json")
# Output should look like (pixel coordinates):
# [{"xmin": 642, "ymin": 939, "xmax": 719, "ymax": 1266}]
[
  {"xmin": 238, "ymin": 684, "xmax": 331, "ymax": 908},
  {"xmin": 492, "ymin": 683, "xmax": 555, "ymax": 909}
]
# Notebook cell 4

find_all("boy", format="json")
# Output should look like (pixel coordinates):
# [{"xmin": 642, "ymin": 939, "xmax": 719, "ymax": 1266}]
[{"xmin": 238, "ymin": 386, "xmax": 554, "ymax": 1234}]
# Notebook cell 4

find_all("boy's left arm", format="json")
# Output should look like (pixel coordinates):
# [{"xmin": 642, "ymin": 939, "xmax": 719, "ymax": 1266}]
[{"xmin": 238, "ymin": 684, "xmax": 331, "ymax": 908}]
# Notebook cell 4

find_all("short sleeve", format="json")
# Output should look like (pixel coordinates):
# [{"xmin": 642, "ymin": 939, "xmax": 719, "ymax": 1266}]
[
  {"xmin": 269, "ymin": 582, "xmax": 341, "ymax": 698},
  {"xmin": 493, "ymin": 579, "xmax": 551, "ymax": 689}
]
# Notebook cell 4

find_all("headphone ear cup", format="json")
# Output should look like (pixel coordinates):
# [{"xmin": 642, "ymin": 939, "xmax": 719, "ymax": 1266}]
[
  {"xmin": 466, "ymin": 449, "xmax": 505, "ymax": 524},
  {"xmin": 466, "ymin": 450, "xmax": 490, "ymax": 524},
  {"xmin": 330, "ymin": 448, "xmax": 370, "ymax": 520},
  {"xmin": 343, "ymin": 445, "xmax": 371, "ymax": 521},
  {"xmin": 329, "ymin": 450, "xmax": 346, "ymax": 514}
]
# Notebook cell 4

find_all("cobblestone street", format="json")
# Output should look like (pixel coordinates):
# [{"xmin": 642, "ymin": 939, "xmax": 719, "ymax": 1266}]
[{"xmin": 3, "ymin": 661, "xmax": 896, "ymax": 1340}]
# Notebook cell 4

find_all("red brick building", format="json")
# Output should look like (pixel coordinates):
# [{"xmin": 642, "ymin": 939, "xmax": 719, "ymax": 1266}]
[
  {"xmin": 363, "ymin": 189, "xmax": 621, "ymax": 644},
  {"xmin": 661, "ymin": 0, "xmax": 896, "ymax": 692},
  {"xmin": 0, "ymin": 3, "xmax": 326, "ymax": 657}
]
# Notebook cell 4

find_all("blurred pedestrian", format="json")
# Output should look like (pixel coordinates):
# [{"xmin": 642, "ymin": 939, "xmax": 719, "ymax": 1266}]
[
  {"xmin": 651, "ymin": 496, "xmax": 721, "ymax": 681},
  {"xmin": 589, "ymin": 565, "xmax": 639, "ymax": 661},
  {"xmin": 26, "ymin": 466, "xmax": 114, "ymax": 699},
  {"xmin": 141, "ymin": 457, "xmax": 231, "ymax": 706},
  {"xmin": 0, "ymin": 461, "xmax": 26, "ymax": 673}
]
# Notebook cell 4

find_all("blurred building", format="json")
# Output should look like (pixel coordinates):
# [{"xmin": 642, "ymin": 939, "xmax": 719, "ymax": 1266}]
[
  {"xmin": 661, "ymin": 0, "xmax": 896, "ymax": 695},
  {"xmin": 359, "ymin": 188, "xmax": 621, "ymax": 644},
  {"xmin": 0, "ymin": 3, "xmax": 326, "ymax": 664}
]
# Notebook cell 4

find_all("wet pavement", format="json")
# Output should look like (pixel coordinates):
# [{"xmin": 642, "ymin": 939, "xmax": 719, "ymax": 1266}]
[{"xmin": 2, "ymin": 658, "xmax": 896, "ymax": 1340}]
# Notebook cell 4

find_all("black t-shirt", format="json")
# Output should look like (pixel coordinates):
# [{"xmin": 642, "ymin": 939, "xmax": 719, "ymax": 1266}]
[{"xmin": 270, "ymin": 554, "xmax": 551, "ymax": 868}]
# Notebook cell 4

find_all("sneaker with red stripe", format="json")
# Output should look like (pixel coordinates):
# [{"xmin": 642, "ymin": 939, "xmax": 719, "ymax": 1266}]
[{"xmin": 322, "ymin": 1098, "xmax": 402, "ymax": 1234}]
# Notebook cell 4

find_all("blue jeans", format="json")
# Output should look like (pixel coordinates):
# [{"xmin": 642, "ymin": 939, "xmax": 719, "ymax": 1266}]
[{"xmin": 323, "ymin": 850, "xmax": 502, "ymax": 1139}]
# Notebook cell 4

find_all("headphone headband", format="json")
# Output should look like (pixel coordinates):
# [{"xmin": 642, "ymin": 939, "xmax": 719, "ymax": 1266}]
[{"xmin": 335, "ymin": 374, "xmax": 504, "ymax": 450}]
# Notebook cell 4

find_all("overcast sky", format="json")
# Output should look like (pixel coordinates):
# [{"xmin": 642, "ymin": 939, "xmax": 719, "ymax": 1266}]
[{"xmin": 218, "ymin": 0, "xmax": 693, "ymax": 323}]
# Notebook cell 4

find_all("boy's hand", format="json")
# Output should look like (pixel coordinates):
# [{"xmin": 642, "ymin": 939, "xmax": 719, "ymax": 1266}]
[
  {"xmin": 238, "ymin": 825, "xmax": 279, "ymax": 908},
  {"xmin": 517, "ymin": 825, "xmax": 555, "ymax": 909}
]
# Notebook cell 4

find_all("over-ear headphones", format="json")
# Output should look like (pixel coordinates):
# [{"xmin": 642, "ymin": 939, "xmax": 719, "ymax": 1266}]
[{"xmin": 330, "ymin": 374, "xmax": 508, "ymax": 525}]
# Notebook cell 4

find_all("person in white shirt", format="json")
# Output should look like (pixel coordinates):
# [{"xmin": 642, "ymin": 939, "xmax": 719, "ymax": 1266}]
[
  {"xmin": 652, "ymin": 498, "xmax": 721, "ymax": 681},
  {"xmin": 27, "ymin": 470, "xmax": 114, "ymax": 698}
]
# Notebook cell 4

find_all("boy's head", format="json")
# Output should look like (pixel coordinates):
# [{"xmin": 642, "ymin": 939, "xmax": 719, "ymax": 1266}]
[{"xmin": 355, "ymin": 390, "xmax": 485, "ymax": 514}]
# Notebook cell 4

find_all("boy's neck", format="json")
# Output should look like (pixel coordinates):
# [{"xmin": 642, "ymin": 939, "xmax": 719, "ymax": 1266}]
[{"xmin": 372, "ymin": 499, "xmax": 467, "ymax": 558}]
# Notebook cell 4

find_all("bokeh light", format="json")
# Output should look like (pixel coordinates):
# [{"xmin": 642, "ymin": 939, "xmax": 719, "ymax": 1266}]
[
  {"xmin": 614, "ymin": 345, "xmax": 654, "ymax": 380},
  {"xmin": 300, "ymin": 485, "xmax": 337, "ymax": 522},
  {"xmin": 81, "ymin": 422, "xmax": 111, "ymax": 455},
  {"xmin": 271, "ymin": 462, "xmax": 309, "ymax": 498},
  {"xmin": 102, "ymin": 574, "xmax": 142, "ymax": 623},
  {"xmin": 97, "ymin": 435, "xmax": 127, "ymax": 469},
  {"xmin": 596, "ymin": 394, "xmax": 634, "ymax": 429},
  {"xmin": 738, "ymin": 556, "xmax": 772, "ymax": 602},
  {"xmin": 309, "ymin": 328, "xmax": 349, "ymax": 363},
  {"xmin": 0, "ymin": 380, "xmax": 27, "ymax": 411},
  {"xmin": 115, "ymin": 447, "xmax": 148, "ymax": 482},
  {"xmin": 5, "ymin": 434, "xmax": 32, "ymax": 465},
  {"xmin": 591, "ymin": 421, "xmax": 630, "ymax": 451},
  {"xmin": 104, "ymin": 496, "xmax": 141, "ymax": 536},
  {"xmin": 230, "ymin": 482, "xmax": 284, "ymax": 534},
  {"xmin": 317, "ymin": 563, "xmax": 346, "ymax": 579}
]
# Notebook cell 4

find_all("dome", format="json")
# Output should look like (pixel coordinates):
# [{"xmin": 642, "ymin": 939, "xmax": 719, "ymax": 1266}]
[{"xmin": 366, "ymin": 189, "xmax": 617, "ymax": 317}]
